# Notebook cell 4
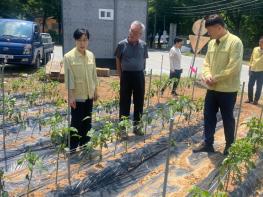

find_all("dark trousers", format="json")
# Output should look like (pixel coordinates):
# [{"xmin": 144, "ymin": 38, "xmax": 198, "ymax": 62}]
[
  {"xmin": 161, "ymin": 69, "xmax": 182, "ymax": 94},
  {"xmin": 248, "ymin": 71, "xmax": 263, "ymax": 102},
  {"xmin": 119, "ymin": 71, "xmax": 145, "ymax": 126},
  {"xmin": 204, "ymin": 90, "xmax": 237, "ymax": 146},
  {"xmin": 70, "ymin": 99, "xmax": 93, "ymax": 150}
]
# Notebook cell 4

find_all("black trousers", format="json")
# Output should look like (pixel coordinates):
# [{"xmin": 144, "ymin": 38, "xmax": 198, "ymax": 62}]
[
  {"xmin": 119, "ymin": 71, "xmax": 145, "ymax": 126},
  {"xmin": 161, "ymin": 69, "xmax": 182, "ymax": 94},
  {"xmin": 204, "ymin": 90, "xmax": 237, "ymax": 146},
  {"xmin": 248, "ymin": 71, "xmax": 263, "ymax": 102},
  {"xmin": 70, "ymin": 99, "xmax": 93, "ymax": 150}
]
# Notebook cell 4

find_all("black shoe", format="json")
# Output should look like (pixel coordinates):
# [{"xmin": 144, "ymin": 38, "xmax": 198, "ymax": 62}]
[
  {"xmin": 253, "ymin": 100, "xmax": 258, "ymax": 105},
  {"xmin": 171, "ymin": 92, "xmax": 178, "ymax": 96},
  {"xmin": 244, "ymin": 100, "xmax": 252, "ymax": 103},
  {"xmin": 133, "ymin": 127, "xmax": 144, "ymax": 136},
  {"xmin": 223, "ymin": 144, "xmax": 231, "ymax": 156},
  {"xmin": 161, "ymin": 90, "xmax": 164, "ymax": 96},
  {"xmin": 120, "ymin": 131, "xmax": 129, "ymax": 140},
  {"xmin": 193, "ymin": 142, "xmax": 215, "ymax": 153}
]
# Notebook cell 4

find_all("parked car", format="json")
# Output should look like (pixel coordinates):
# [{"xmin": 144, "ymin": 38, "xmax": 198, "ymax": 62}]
[{"xmin": 0, "ymin": 18, "xmax": 54, "ymax": 67}]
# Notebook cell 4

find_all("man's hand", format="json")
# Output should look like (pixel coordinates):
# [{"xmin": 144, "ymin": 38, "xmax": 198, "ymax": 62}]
[
  {"xmin": 69, "ymin": 97, "xmax": 76, "ymax": 109},
  {"xmin": 68, "ymin": 90, "xmax": 76, "ymax": 109},
  {"xmin": 202, "ymin": 75, "xmax": 216, "ymax": 86},
  {"xmin": 116, "ymin": 57, "xmax": 122, "ymax": 79}
]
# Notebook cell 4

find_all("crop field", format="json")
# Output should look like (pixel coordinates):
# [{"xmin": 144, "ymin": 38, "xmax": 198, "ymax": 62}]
[{"xmin": 0, "ymin": 67, "xmax": 263, "ymax": 197}]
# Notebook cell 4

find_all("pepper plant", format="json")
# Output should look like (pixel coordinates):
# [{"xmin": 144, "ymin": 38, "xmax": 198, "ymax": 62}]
[
  {"xmin": 110, "ymin": 81, "xmax": 120, "ymax": 100},
  {"xmin": 51, "ymin": 125, "xmax": 78, "ymax": 186},
  {"xmin": 14, "ymin": 110, "xmax": 27, "ymax": 142},
  {"xmin": 219, "ymin": 138, "xmax": 255, "ymax": 191},
  {"xmin": 118, "ymin": 116, "xmax": 132, "ymax": 153},
  {"xmin": 193, "ymin": 98, "xmax": 204, "ymax": 113},
  {"xmin": 0, "ymin": 96, "xmax": 16, "ymax": 122},
  {"xmin": 11, "ymin": 78, "xmax": 22, "ymax": 92},
  {"xmin": 25, "ymin": 91, "xmax": 40, "ymax": 107},
  {"xmin": 0, "ymin": 169, "xmax": 8, "ymax": 197},
  {"xmin": 88, "ymin": 124, "xmax": 112, "ymax": 164},
  {"xmin": 46, "ymin": 111, "xmax": 63, "ymax": 134},
  {"xmin": 153, "ymin": 78, "xmax": 167, "ymax": 103},
  {"xmin": 189, "ymin": 186, "xmax": 227, "ymax": 197},
  {"xmin": 140, "ymin": 109, "xmax": 154, "ymax": 141},
  {"xmin": 246, "ymin": 117, "xmax": 263, "ymax": 150},
  {"xmin": 17, "ymin": 151, "xmax": 44, "ymax": 196}
]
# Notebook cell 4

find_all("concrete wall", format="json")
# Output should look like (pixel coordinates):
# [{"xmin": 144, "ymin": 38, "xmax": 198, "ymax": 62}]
[{"xmin": 62, "ymin": 0, "xmax": 147, "ymax": 61}]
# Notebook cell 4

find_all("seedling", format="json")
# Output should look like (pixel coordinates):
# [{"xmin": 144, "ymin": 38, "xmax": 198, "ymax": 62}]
[
  {"xmin": 118, "ymin": 116, "xmax": 132, "ymax": 153},
  {"xmin": 0, "ymin": 96, "xmax": 16, "ymax": 122},
  {"xmin": 51, "ymin": 126, "xmax": 78, "ymax": 187},
  {"xmin": 25, "ymin": 91, "xmax": 40, "ymax": 107},
  {"xmin": 219, "ymin": 138, "xmax": 255, "ymax": 191},
  {"xmin": 156, "ymin": 105, "xmax": 170, "ymax": 129},
  {"xmin": 189, "ymin": 186, "xmax": 227, "ymax": 197},
  {"xmin": 0, "ymin": 169, "xmax": 8, "ymax": 197},
  {"xmin": 88, "ymin": 120, "xmax": 114, "ymax": 163},
  {"xmin": 17, "ymin": 151, "xmax": 44, "ymax": 196},
  {"xmin": 14, "ymin": 110, "xmax": 27, "ymax": 142},
  {"xmin": 11, "ymin": 79, "xmax": 22, "ymax": 92},
  {"xmin": 140, "ymin": 110, "xmax": 154, "ymax": 141},
  {"xmin": 110, "ymin": 81, "xmax": 120, "ymax": 100},
  {"xmin": 246, "ymin": 117, "xmax": 263, "ymax": 150}
]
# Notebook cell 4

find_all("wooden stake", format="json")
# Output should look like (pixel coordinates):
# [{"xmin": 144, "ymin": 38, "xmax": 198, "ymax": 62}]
[
  {"xmin": 234, "ymin": 82, "xmax": 245, "ymax": 141},
  {"xmin": 1, "ymin": 59, "xmax": 7, "ymax": 171},
  {"xmin": 162, "ymin": 118, "xmax": 174, "ymax": 197},
  {"xmin": 144, "ymin": 69, "xmax": 152, "ymax": 143},
  {"xmin": 66, "ymin": 68, "xmax": 71, "ymax": 186}
]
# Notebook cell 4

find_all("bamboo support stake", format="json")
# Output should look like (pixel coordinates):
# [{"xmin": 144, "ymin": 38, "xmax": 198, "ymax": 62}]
[
  {"xmin": 1, "ymin": 57, "xmax": 7, "ymax": 171},
  {"xmin": 234, "ymin": 82, "xmax": 245, "ymax": 141},
  {"xmin": 162, "ymin": 118, "xmax": 174, "ymax": 197},
  {"xmin": 144, "ymin": 69, "xmax": 152, "ymax": 143},
  {"xmin": 158, "ymin": 55, "xmax": 164, "ymax": 103},
  {"xmin": 66, "ymin": 68, "xmax": 71, "ymax": 186}
]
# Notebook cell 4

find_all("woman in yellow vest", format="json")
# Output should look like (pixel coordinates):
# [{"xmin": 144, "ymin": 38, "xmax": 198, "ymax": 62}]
[{"xmin": 63, "ymin": 28, "xmax": 98, "ymax": 151}]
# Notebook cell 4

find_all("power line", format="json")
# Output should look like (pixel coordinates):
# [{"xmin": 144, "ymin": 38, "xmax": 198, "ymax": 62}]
[
  {"xmin": 172, "ymin": 0, "xmax": 248, "ymax": 12},
  {"xmin": 171, "ymin": 0, "xmax": 260, "ymax": 12},
  {"xmin": 170, "ymin": 0, "xmax": 229, "ymax": 9},
  {"xmin": 172, "ymin": 4, "xmax": 263, "ymax": 17},
  {"xmin": 168, "ymin": 1, "xmax": 263, "ymax": 15}
]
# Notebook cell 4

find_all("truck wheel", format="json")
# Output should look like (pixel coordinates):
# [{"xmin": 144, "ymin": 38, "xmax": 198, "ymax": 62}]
[
  {"xmin": 47, "ymin": 53, "xmax": 51, "ymax": 62},
  {"xmin": 42, "ymin": 54, "xmax": 47, "ymax": 65},
  {"xmin": 34, "ymin": 55, "xmax": 40, "ymax": 68},
  {"xmin": 43, "ymin": 53, "xmax": 51, "ymax": 65}
]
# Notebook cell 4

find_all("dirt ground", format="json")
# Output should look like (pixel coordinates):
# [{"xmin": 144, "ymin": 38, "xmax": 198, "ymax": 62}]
[
  {"xmin": 3, "ymin": 73, "xmax": 263, "ymax": 196},
  {"xmin": 57, "ymin": 75, "xmax": 263, "ymax": 196}
]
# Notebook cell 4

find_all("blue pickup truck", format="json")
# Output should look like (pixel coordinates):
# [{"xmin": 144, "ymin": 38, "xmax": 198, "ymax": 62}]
[{"xmin": 0, "ymin": 18, "xmax": 54, "ymax": 68}]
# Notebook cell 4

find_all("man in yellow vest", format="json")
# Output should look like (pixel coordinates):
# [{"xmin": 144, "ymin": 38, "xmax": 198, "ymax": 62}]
[
  {"xmin": 193, "ymin": 14, "xmax": 243, "ymax": 155},
  {"xmin": 245, "ymin": 36, "xmax": 263, "ymax": 105}
]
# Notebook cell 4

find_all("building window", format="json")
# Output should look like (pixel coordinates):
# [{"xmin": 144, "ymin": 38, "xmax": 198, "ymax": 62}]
[{"xmin": 99, "ymin": 9, "xmax": 114, "ymax": 20}]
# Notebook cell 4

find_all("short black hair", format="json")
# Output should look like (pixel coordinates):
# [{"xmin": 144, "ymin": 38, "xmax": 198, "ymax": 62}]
[
  {"xmin": 205, "ymin": 14, "xmax": 225, "ymax": 28},
  {"xmin": 259, "ymin": 36, "xmax": 263, "ymax": 40},
  {"xmin": 73, "ymin": 28, "xmax": 90, "ymax": 40},
  {"xmin": 174, "ymin": 37, "xmax": 183, "ymax": 44}
]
